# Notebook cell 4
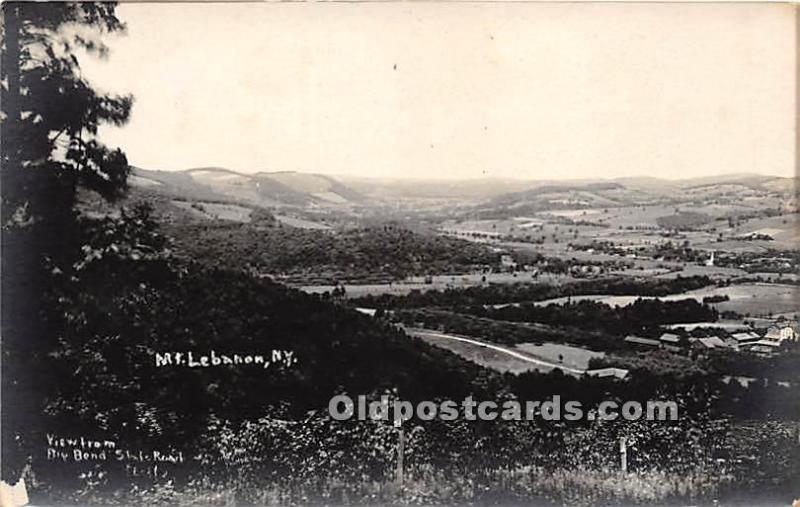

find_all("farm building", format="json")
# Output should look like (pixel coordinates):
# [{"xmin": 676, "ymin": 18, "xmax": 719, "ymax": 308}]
[
  {"xmin": 586, "ymin": 367, "xmax": 629, "ymax": 380},
  {"xmin": 659, "ymin": 333, "xmax": 681, "ymax": 344},
  {"xmin": 624, "ymin": 335, "xmax": 661, "ymax": 348},
  {"xmin": 763, "ymin": 324, "xmax": 798, "ymax": 342},
  {"xmin": 657, "ymin": 333, "xmax": 682, "ymax": 352},
  {"xmin": 731, "ymin": 331, "xmax": 760, "ymax": 345},
  {"xmin": 742, "ymin": 340, "xmax": 782, "ymax": 357},
  {"xmin": 695, "ymin": 336, "xmax": 727, "ymax": 350}
]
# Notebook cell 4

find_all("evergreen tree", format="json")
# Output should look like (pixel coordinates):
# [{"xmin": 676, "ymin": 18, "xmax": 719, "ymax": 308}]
[{"xmin": 1, "ymin": 2, "xmax": 131, "ymax": 481}]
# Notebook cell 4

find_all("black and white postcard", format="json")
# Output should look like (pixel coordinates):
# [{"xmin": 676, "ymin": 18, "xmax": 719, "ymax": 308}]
[{"xmin": 1, "ymin": 1, "xmax": 798, "ymax": 506}]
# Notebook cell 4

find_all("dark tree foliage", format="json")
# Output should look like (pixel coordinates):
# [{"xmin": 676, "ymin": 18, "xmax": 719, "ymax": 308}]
[
  {"xmin": 1, "ymin": 200, "xmax": 504, "ymax": 495},
  {"xmin": 1, "ymin": 2, "xmax": 131, "ymax": 480},
  {"xmin": 29, "ymin": 209, "xmax": 504, "ymax": 495},
  {"xmin": 476, "ymin": 298, "xmax": 719, "ymax": 336},
  {"xmin": 165, "ymin": 221, "xmax": 501, "ymax": 282},
  {"xmin": 352, "ymin": 275, "xmax": 713, "ymax": 310},
  {"xmin": 2, "ymin": 2, "xmax": 132, "ymax": 222}
]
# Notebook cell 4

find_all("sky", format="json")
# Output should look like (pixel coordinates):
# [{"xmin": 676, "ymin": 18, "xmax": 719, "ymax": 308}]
[{"xmin": 81, "ymin": 2, "xmax": 796, "ymax": 181}]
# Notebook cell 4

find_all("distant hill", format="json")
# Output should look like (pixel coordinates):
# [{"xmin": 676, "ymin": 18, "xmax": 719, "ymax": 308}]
[
  {"xmin": 676, "ymin": 173, "xmax": 783, "ymax": 190},
  {"xmin": 336, "ymin": 176, "xmax": 540, "ymax": 200},
  {"xmin": 261, "ymin": 171, "xmax": 365, "ymax": 204},
  {"xmin": 489, "ymin": 182, "xmax": 625, "ymax": 205},
  {"xmin": 129, "ymin": 166, "xmax": 366, "ymax": 209},
  {"xmin": 127, "ymin": 167, "xmax": 795, "ymax": 219},
  {"xmin": 465, "ymin": 174, "xmax": 796, "ymax": 218}
]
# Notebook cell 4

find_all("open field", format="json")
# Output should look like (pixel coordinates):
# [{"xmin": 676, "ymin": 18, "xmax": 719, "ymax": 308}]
[
  {"xmin": 654, "ymin": 264, "xmax": 748, "ymax": 279},
  {"xmin": 408, "ymin": 328, "xmax": 596, "ymax": 376},
  {"xmin": 709, "ymin": 284, "xmax": 799, "ymax": 316},
  {"xmin": 503, "ymin": 240, "xmax": 751, "ymax": 280},
  {"xmin": 299, "ymin": 271, "xmax": 574, "ymax": 297},
  {"xmin": 415, "ymin": 332, "xmax": 558, "ymax": 374},
  {"xmin": 171, "ymin": 200, "xmax": 254, "ymax": 222},
  {"xmin": 515, "ymin": 342, "xmax": 604, "ymax": 370},
  {"xmin": 729, "ymin": 213, "xmax": 799, "ymax": 250},
  {"xmin": 546, "ymin": 205, "xmax": 685, "ymax": 228},
  {"xmin": 524, "ymin": 282, "xmax": 798, "ymax": 317},
  {"xmin": 444, "ymin": 206, "xmax": 799, "ymax": 272}
]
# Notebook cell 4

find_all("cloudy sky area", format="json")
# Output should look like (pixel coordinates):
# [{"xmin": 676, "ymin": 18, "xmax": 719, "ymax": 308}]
[{"xmin": 81, "ymin": 2, "xmax": 795, "ymax": 181}]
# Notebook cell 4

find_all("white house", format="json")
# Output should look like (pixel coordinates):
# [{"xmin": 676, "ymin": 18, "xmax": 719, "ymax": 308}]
[{"xmin": 764, "ymin": 325, "xmax": 798, "ymax": 343}]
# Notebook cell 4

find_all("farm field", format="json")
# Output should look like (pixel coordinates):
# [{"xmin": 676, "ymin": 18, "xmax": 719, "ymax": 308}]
[
  {"xmin": 519, "ymin": 282, "xmax": 798, "ymax": 318},
  {"xmin": 515, "ymin": 342, "xmax": 604, "ymax": 370},
  {"xmin": 654, "ymin": 264, "xmax": 748, "ymax": 279},
  {"xmin": 299, "ymin": 271, "xmax": 575, "ymax": 297},
  {"xmin": 545, "ymin": 205, "xmax": 684, "ymax": 228},
  {"xmin": 503, "ymin": 240, "xmax": 750, "ymax": 280},
  {"xmin": 690, "ymin": 213, "xmax": 799, "ymax": 252},
  {"xmin": 750, "ymin": 272, "xmax": 799, "ymax": 282},
  {"xmin": 528, "ymin": 294, "xmax": 654, "ymax": 307},
  {"xmin": 171, "ymin": 200, "xmax": 254, "ymax": 222},
  {"xmin": 707, "ymin": 283, "xmax": 799, "ymax": 316},
  {"xmin": 408, "ymin": 329, "xmax": 591, "ymax": 376},
  {"xmin": 728, "ymin": 213, "xmax": 798, "ymax": 250},
  {"xmin": 415, "ymin": 332, "xmax": 557, "ymax": 374},
  {"xmin": 446, "ymin": 209, "xmax": 798, "ymax": 275}
]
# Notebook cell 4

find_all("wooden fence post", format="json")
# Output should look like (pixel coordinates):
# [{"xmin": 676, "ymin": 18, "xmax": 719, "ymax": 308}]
[
  {"xmin": 396, "ymin": 425, "xmax": 405, "ymax": 488},
  {"xmin": 619, "ymin": 437, "xmax": 628, "ymax": 473}
]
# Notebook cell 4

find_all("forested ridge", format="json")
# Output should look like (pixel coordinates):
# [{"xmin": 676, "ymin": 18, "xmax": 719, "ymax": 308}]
[
  {"xmin": 473, "ymin": 298, "xmax": 718, "ymax": 335},
  {"xmin": 352, "ymin": 275, "xmax": 714, "ymax": 309},
  {"xmin": 164, "ymin": 220, "xmax": 501, "ymax": 282}
]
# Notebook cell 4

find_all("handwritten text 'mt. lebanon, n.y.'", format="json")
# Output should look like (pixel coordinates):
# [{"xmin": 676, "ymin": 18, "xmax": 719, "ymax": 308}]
[{"xmin": 154, "ymin": 349, "xmax": 297, "ymax": 370}]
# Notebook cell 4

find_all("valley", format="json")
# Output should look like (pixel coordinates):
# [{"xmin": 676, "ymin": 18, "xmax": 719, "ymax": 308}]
[
  {"xmin": 69, "ymin": 165, "xmax": 800, "ymax": 504},
  {"xmin": 88, "ymin": 168, "xmax": 797, "ymax": 384}
]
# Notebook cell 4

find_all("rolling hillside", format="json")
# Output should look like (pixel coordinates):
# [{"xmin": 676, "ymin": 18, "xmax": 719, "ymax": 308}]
[
  {"xmin": 129, "ymin": 166, "xmax": 365, "ymax": 209},
  {"xmin": 467, "ymin": 174, "xmax": 797, "ymax": 218},
  {"xmin": 130, "ymin": 167, "xmax": 795, "ymax": 219}
]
